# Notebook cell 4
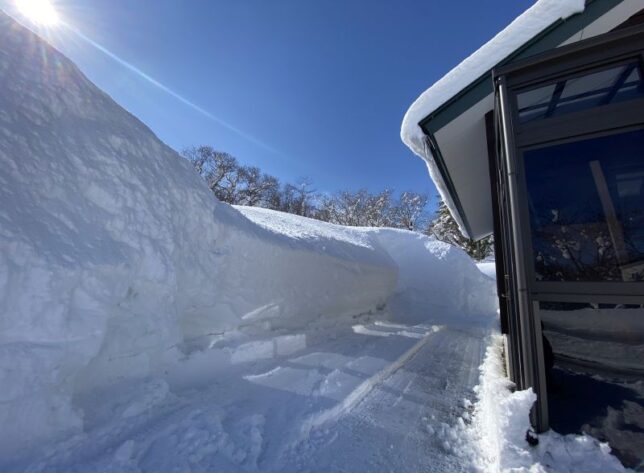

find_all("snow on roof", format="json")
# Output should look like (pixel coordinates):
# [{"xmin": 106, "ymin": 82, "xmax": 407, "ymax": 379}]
[
  {"xmin": 400, "ymin": 0, "xmax": 586, "ymax": 156},
  {"xmin": 400, "ymin": 0, "xmax": 585, "ymax": 237}
]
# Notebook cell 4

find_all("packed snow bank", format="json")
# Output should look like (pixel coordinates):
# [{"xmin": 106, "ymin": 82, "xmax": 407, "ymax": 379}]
[
  {"xmin": 370, "ymin": 229, "xmax": 498, "ymax": 326},
  {"xmin": 476, "ymin": 262, "xmax": 497, "ymax": 280},
  {"xmin": 0, "ymin": 13, "xmax": 396, "ymax": 456},
  {"xmin": 237, "ymin": 208, "xmax": 498, "ymax": 326}
]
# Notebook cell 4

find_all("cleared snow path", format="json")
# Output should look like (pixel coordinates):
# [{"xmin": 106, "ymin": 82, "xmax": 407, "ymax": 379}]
[
  {"xmin": 9, "ymin": 316, "xmax": 492, "ymax": 473},
  {"xmin": 284, "ymin": 326, "xmax": 487, "ymax": 473}
]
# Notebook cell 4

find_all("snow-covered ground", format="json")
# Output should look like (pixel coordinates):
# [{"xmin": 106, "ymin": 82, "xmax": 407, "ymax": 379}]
[
  {"xmin": 464, "ymin": 336, "xmax": 629, "ymax": 473},
  {"xmin": 0, "ymin": 11, "xmax": 633, "ymax": 473}
]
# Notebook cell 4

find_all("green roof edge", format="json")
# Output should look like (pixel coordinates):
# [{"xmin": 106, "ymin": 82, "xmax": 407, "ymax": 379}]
[{"xmin": 419, "ymin": 0, "xmax": 623, "ymax": 135}]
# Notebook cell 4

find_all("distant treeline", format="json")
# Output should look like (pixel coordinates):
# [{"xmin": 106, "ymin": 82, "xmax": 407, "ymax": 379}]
[{"xmin": 182, "ymin": 146, "xmax": 493, "ymax": 260}]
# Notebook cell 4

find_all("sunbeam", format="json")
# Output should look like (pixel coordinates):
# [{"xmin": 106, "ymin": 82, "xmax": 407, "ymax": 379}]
[{"xmin": 64, "ymin": 25, "xmax": 282, "ymax": 156}]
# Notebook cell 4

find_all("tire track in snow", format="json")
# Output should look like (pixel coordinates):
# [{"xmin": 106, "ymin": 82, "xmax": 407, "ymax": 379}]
[
  {"xmin": 284, "ymin": 326, "xmax": 491, "ymax": 473},
  {"xmin": 299, "ymin": 325, "xmax": 443, "ymax": 435}
]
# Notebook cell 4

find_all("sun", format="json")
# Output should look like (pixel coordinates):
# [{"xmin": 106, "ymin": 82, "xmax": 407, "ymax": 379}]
[{"xmin": 15, "ymin": 0, "xmax": 60, "ymax": 26}]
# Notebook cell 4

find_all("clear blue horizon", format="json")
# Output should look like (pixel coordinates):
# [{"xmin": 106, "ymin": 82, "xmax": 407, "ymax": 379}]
[{"xmin": 2, "ymin": 0, "xmax": 534, "ymax": 198}]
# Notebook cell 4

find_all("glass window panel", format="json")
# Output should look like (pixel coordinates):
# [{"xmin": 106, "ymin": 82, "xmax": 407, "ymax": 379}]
[
  {"xmin": 516, "ymin": 84, "xmax": 556, "ymax": 122},
  {"xmin": 524, "ymin": 129, "xmax": 644, "ymax": 282},
  {"xmin": 517, "ymin": 61, "xmax": 644, "ymax": 124},
  {"xmin": 538, "ymin": 301, "xmax": 644, "ymax": 469},
  {"xmin": 558, "ymin": 67, "xmax": 622, "ymax": 99}
]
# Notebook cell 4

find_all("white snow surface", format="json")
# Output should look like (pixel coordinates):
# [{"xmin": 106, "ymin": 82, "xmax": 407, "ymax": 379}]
[
  {"xmin": 458, "ymin": 336, "xmax": 630, "ymax": 472},
  {"xmin": 236, "ymin": 206, "xmax": 498, "ymax": 326},
  {"xmin": 400, "ymin": 0, "xmax": 585, "ymax": 234},
  {"xmin": 0, "ymin": 11, "xmax": 630, "ymax": 473},
  {"xmin": 477, "ymin": 261, "xmax": 497, "ymax": 280}
]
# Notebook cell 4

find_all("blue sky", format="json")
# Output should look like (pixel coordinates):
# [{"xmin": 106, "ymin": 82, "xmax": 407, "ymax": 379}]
[{"xmin": 3, "ymin": 0, "xmax": 534, "ymax": 197}]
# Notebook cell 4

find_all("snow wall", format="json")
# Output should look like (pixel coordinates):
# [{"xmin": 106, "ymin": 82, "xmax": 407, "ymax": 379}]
[
  {"xmin": 0, "ymin": 12, "xmax": 496, "ymax": 456},
  {"xmin": 239, "ymin": 208, "xmax": 497, "ymax": 326}
]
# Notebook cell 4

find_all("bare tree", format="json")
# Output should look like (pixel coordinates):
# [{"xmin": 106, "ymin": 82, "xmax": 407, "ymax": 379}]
[
  {"xmin": 183, "ymin": 146, "xmax": 281, "ymax": 207},
  {"xmin": 183, "ymin": 146, "xmax": 239, "ymax": 201},
  {"xmin": 392, "ymin": 192, "xmax": 428, "ymax": 231},
  {"xmin": 238, "ymin": 166, "xmax": 280, "ymax": 207},
  {"xmin": 183, "ymin": 146, "xmax": 438, "ymax": 239},
  {"xmin": 280, "ymin": 178, "xmax": 317, "ymax": 217},
  {"xmin": 320, "ymin": 189, "xmax": 394, "ymax": 227}
]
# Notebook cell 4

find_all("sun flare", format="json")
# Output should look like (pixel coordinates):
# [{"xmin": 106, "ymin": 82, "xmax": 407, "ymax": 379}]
[{"xmin": 15, "ymin": 0, "xmax": 60, "ymax": 26}]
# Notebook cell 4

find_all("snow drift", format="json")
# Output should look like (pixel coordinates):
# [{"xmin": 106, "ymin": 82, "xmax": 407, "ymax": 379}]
[
  {"xmin": 0, "ymin": 11, "xmax": 495, "ymax": 459},
  {"xmin": 236, "ymin": 207, "xmax": 497, "ymax": 324},
  {"xmin": 369, "ymin": 229, "xmax": 497, "ymax": 326}
]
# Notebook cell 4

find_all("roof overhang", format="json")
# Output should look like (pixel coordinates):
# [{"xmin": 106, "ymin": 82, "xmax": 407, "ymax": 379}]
[{"xmin": 401, "ymin": 0, "xmax": 641, "ymax": 240}]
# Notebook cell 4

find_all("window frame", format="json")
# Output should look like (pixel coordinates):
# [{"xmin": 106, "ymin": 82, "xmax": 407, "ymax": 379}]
[
  {"xmin": 498, "ymin": 25, "xmax": 644, "ymax": 302},
  {"xmin": 514, "ymin": 58, "xmax": 644, "ymax": 128}
]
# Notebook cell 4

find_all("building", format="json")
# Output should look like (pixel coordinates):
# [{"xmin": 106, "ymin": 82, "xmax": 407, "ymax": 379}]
[{"xmin": 401, "ymin": 0, "xmax": 644, "ymax": 468}]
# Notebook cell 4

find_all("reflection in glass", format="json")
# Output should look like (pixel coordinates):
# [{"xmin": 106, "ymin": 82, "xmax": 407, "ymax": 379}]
[
  {"xmin": 524, "ymin": 129, "xmax": 644, "ymax": 282},
  {"xmin": 517, "ymin": 61, "xmax": 644, "ymax": 124},
  {"xmin": 539, "ymin": 301, "xmax": 644, "ymax": 468}
]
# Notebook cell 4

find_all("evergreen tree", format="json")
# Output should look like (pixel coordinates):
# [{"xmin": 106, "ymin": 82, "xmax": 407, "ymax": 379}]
[{"xmin": 427, "ymin": 200, "xmax": 494, "ymax": 261}]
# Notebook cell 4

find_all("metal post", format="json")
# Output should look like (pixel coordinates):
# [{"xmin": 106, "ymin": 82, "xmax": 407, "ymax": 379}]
[{"xmin": 497, "ymin": 77, "xmax": 549, "ymax": 432}]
